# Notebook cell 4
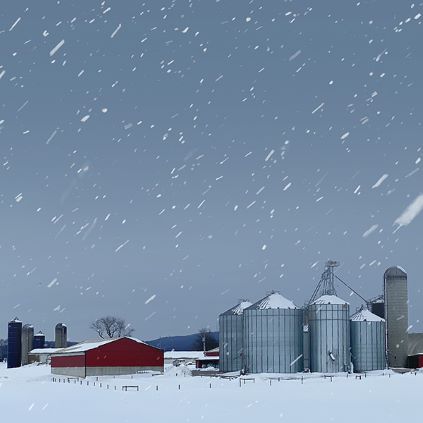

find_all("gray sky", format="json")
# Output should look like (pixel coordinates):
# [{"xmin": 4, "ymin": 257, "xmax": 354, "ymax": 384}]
[{"xmin": 1, "ymin": 0, "xmax": 423, "ymax": 341}]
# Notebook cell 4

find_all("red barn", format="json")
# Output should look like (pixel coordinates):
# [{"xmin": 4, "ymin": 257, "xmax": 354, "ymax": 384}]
[{"xmin": 51, "ymin": 337, "xmax": 163, "ymax": 378}]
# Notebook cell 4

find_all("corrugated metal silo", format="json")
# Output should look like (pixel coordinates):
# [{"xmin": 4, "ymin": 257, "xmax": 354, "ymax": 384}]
[
  {"xmin": 308, "ymin": 295, "xmax": 351, "ymax": 373},
  {"xmin": 219, "ymin": 300, "xmax": 252, "ymax": 372},
  {"xmin": 7, "ymin": 318, "xmax": 22, "ymax": 368},
  {"xmin": 55, "ymin": 323, "xmax": 67, "ymax": 348},
  {"xmin": 21, "ymin": 324, "xmax": 34, "ymax": 366},
  {"xmin": 244, "ymin": 292, "xmax": 304, "ymax": 373},
  {"xmin": 350, "ymin": 308, "xmax": 385, "ymax": 372},
  {"xmin": 33, "ymin": 331, "xmax": 46, "ymax": 349},
  {"xmin": 384, "ymin": 266, "xmax": 408, "ymax": 368}
]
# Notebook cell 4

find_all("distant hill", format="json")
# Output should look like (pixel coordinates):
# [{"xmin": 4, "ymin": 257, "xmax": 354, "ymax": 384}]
[{"xmin": 147, "ymin": 331, "xmax": 219, "ymax": 351}]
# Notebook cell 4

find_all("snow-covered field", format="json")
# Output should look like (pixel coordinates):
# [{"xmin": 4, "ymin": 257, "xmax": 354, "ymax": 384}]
[{"xmin": 1, "ymin": 362, "xmax": 422, "ymax": 422}]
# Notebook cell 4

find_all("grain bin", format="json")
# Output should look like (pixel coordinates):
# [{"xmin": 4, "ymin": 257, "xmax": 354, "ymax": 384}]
[
  {"xmin": 219, "ymin": 300, "xmax": 252, "ymax": 372},
  {"xmin": 308, "ymin": 295, "xmax": 351, "ymax": 373},
  {"xmin": 350, "ymin": 308, "xmax": 385, "ymax": 372},
  {"xmin": 244, "ymin": 292, "xmax": 303, "ymax": 373}
]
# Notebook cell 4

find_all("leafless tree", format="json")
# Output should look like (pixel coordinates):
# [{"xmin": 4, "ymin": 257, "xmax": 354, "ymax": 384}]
[
  {"xmin": 193, "ymin": 328, "xmax": 218, "ymax": 351},
  {"xmin": 90, "ymin": 316, "xmax": 134, "ymax": 339}
]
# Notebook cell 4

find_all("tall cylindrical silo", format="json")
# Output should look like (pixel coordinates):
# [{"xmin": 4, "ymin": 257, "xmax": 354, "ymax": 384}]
[
  {"xmin": 33, "ymin": 331, "xmax": 46, "ymax": 349},
  {"xmin": 384, "ymin": 266, "xmax": 408, "ymax": 368},
  {"xmin": 350, "ymin": 308, "xmax": 385, "ymax": 372},
  {"xmin": 7, "ymin": 318, "xmax": 22, "ymax": 368},
  {"xmin": 308, "ymin": 295, "xmax": 351, "ymax": 373},
  {"xmin": 244, "ymin": 292, "xmax": 304, "ymax": 374},
  {"xmin": 55, "ymin": 323, "xmax": 67, "ymax": 348},
  {"xmin": 21, "ymin": 324, "xmax": 34, "ymax": 366},
  {"xmin": 219, "ymin": 301, "xmax": 252, "ymax": 373}
]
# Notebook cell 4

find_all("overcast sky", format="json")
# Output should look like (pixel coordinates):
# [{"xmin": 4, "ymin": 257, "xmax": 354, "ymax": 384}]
[{"xmin": 1, "ymin": 0, "xmax": 422, "ymax": 341}]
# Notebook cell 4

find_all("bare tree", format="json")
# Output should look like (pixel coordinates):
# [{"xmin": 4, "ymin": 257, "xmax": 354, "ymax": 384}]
[
  {"xmin": 90, "ymin": 316, "xmax": 134, "ymax": 339},
  {"xmin": 193, "ymin": 328, "xmax": 218, "ymax": 351}
]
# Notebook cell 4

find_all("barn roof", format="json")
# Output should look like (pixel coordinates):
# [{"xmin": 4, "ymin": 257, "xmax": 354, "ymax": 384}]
[
  {"xmin": 30, "ymin": 348, "xmax": 63, "ymax": 354},
  {"xmin": 52, "ymin": 336, "xmax": 158, "ymax": 355}
]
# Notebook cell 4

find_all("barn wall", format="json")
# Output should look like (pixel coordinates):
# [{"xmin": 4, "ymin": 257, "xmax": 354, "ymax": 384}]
[
  {"xmin": 85, "ymin": 338, "xmax": 164, "ymax": 368},
  {"xmin": 51, "ymin": 353, "xmax": 85, "ymax": 368},
  {"xmin": 52, "ymin": 367, "xmax": 86, "ymax": 378},
  {"xmin": 86, "ymin": 366, "xmax": 162, "ymax": 376}
]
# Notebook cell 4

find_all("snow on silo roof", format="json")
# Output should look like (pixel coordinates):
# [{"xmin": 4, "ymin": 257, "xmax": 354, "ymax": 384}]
[
  {"xmin": 248, "ymin": 292, "xmax": 297, "ymax": 310},
  {"xmin": 221, "ymin": 300, "xmax": 252, "ymax": 316},
  {"xmin": 312, "ymin": 294, "xmax": 349, "ymax": 305},
  {"xmin": 351, "ymin": 308, "xmax": 385, "ymax": 322},
  {"xmin": 384, "ymin": 266, "xmax": 407, "ymax": 278}
]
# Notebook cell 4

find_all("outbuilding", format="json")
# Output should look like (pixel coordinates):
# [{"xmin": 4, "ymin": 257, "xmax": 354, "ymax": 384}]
[
  {"xmin": 195, "ymin": 347, "xmax": 220, "ymax": 369},
  {"xmin": 51, "ymin": 337, "xmax": 163, "ymax": 377},
  {"xmin": 29, "ymin": 348, "xmax": 64, "ymax": 364}
]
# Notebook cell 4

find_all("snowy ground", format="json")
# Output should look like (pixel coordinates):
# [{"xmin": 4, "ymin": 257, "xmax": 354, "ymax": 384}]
[{"xmin": 1, "ymin": 362, "xmax": 422, "ymax": 422}]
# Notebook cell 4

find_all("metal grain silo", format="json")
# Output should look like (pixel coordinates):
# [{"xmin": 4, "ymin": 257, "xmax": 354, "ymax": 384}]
[
  {"xmin": 55, "ymin": 323, "xmax": 67, "ymax": 348},
  {"xmin": 21, "ymin": 324, "xmax": 34, "ymax": 366},
  {"xmin": 7, "ymin": 318, "xmax": 22, "ymax": 368},
  {"xmin": 308, "ymin": 295, "xmax": 351, "ymax": 373},
  {"xmin": 384, "ymin": 266, "xmax": 408, "ymax": 368},
  {"xmin": 219, "ymin": 300, "xmax": 252, "ymax": 372},
  {"xmin": 350, "ymin": 308, "xmax": 385, "ymax": 372},
  {"xmin": 244, "ymin": 292, "xmax": 304, "ymax": 374},
  {"xmin": 33, "ymin": 331, "xmax": 46, "ymax": 349}
]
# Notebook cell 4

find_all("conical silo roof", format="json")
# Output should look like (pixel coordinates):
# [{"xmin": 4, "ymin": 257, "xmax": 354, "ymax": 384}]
[
  {"xmin": 351, "ymin": 308, "xmax": 384, "ymax": 322},
  {"xmin": 312, "ymin": 294, "xmax": 348, "ymax": 305},
  {"xmin": 247, "ymin": 292, "xmax": 297, "ymax": 310},
  {"xmin": 221, "ymin": 300, "xmax": 252, "ymax": 316},
  {"xmin": 384, "ymin": 266, "xmax": 407, "ymax": 278}
]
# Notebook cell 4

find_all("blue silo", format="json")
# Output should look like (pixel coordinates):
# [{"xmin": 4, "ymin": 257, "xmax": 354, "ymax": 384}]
[
  {"xmin": 32, "ymin": 331, "xmax": 46, "ymax": 349},
  {"xmin": 7, "ymin": 318, "xmax": 23, "ymax": 368}
]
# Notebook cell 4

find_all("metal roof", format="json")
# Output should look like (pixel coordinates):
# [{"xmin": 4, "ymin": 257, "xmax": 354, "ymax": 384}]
[
  {"xmin": 30, "ymin": 348, "xmax": 63, "ymax": 354},
  {"xmin": 351, "ymin": 308, "xmax": 384, "ymax": 322},
  {"xmin": 247, "ymin": 292, "xmax": 297, "ymax": 310},
  {"xmin": 384, "ymin": 266, "xmax": 407, "ymax": 278},
  {"xmin": 51, "ymin": 336, "xmax": 150, "ymax": 355},
  {"xmin": 221, "ymin": 300, "xmax": 252, "ymax": 315},
  {"xmin": 312, "ymin": 294, "xmax": 348, "ymax": 305}
]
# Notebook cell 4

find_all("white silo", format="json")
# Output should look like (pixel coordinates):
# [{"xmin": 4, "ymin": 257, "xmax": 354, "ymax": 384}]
[{"xmin": 384, "ymin": 266, "xmax": 408, "ymax": 368}]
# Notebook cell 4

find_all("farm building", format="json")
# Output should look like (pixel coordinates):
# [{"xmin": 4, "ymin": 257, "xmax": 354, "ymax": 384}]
[
  {"xmin": 195, "ymin": 347, "xmax": 219, "ymax": 369},
  {"xmin": 51, "ymin": 337, "xmax": 163, "ymax": 377},
  {"xmin": 164, "ymin": 351, "xmax": 203, "ymax": 366},
  {"xmin": 29, "ymin": 348, "xmax": 64, "ymax": 364}
]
